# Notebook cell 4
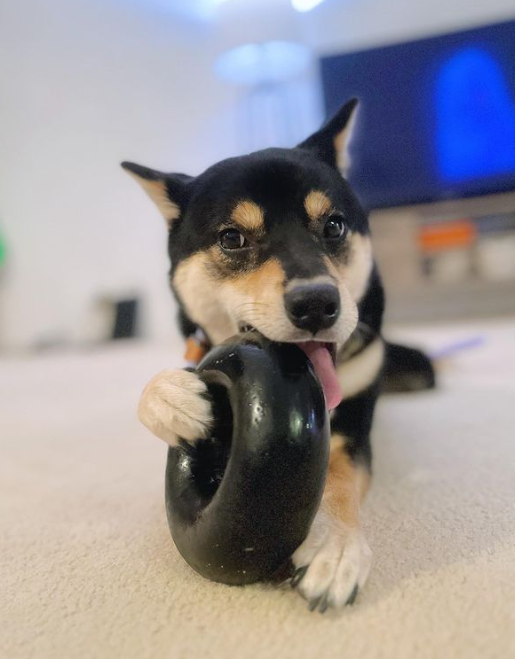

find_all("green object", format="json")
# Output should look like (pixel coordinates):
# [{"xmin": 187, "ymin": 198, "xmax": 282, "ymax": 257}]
[{"xmin": 0, "ymin": 227, "xmax": 6, "ymax": 267}]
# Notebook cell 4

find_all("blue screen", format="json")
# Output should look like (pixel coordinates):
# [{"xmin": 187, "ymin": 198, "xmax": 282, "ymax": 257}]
[{"xmin": 320, "ymin": 20, "xmax": 515, "ymax": 210}]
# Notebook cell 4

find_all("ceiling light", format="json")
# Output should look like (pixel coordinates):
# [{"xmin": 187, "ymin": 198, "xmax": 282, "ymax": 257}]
[{"xmin": 291, "ymin": 0, "xmax": 325, "ymax": 12}]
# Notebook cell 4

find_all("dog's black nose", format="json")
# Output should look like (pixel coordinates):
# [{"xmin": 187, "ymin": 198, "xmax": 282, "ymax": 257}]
[{"xmin": 285, "ymin": 283, "xmax": 340, "ymax": 334}]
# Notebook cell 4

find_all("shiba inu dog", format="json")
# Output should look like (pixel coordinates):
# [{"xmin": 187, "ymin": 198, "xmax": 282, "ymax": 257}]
[{"xmin": 122, "ymin": 99, "xmax": 434, "ymax": 612}]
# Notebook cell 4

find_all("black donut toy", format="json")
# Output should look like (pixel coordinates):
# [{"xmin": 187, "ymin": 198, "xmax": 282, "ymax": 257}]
[{"xmin": 165, "ymin": 332, "xmax": 330, "ymax": 585}]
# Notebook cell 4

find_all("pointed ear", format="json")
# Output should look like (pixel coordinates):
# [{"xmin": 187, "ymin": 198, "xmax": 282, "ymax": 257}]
[
  {"xmin": 121, "ymin": 161, "xmax": 193, "ymax": 226},
  {"xmin": 298, "ymin": 98, "xmax": 359, "ymax": 175}
]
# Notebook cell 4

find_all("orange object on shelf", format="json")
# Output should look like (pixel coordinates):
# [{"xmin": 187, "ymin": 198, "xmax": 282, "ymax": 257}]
[{"xmin": 418, "ymin": 219, "xmax": 477, "ymax": 253}]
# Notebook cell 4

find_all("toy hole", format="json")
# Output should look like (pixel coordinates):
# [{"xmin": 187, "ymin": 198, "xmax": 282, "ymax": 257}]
[{"xmin": 186, "ymin": 380, "xmax": 233, "ymax": 503}]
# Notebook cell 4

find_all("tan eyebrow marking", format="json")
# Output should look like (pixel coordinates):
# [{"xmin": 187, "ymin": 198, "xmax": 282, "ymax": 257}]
[
  {"xmin": 231, "ymin": 200, "xmax": 265, "ymax": 233},
  {"xmin": 304, "ymin": 190, "xmax": 333, "ymax": 229}
]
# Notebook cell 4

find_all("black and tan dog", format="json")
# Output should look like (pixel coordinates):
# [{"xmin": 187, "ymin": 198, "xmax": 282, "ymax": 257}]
[{"xmin": 123, "ymin": 99, "xmax": 434, "ymax": 612}]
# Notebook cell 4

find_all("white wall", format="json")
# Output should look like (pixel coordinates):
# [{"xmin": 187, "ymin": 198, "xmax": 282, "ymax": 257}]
[
  {"xmin": 1, "ymin": 0, "xmax": 513, "ymax": 350},
  {"xmin": 0, "ymin": 0, "xmax": 240, "ymax": 349},
  {"xmin": 299, "ymin": 0, "xmax": 515, "ymax": 52}
]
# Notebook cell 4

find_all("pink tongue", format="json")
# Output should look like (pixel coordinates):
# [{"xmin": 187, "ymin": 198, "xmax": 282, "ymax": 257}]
[{"xmin": 298, "ymin": 342, "xmax": 343, "ymax": 410}]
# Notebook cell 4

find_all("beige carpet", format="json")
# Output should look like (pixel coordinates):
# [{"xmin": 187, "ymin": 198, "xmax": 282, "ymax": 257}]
[{"xmin": 2, "ymin": 319, "xmax": 515, "ymax": 659}]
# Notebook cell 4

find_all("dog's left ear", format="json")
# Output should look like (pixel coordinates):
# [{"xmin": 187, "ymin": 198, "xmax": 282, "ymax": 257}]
[
  {"xmin": 298, "ymin": 98, "xmax": 359, "ymax": 175},
  {"xmin": 121, "ymin": 161, "xmax": 193, "ymax": 227}
]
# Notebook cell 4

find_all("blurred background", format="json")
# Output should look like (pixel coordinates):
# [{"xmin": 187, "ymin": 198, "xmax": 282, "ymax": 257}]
[{"xmin": 1, "ymin": 0, "xmax": 514, "ymax": 353}]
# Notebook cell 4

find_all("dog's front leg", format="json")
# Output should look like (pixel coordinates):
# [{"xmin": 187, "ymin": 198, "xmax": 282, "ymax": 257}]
[
  {"xmin": 291, "ymin": 435, "xmax": 372, "ymax": 612},
  {"xmin": 138, "ymin": 369, "xmax": 214, "ymax": 445}
]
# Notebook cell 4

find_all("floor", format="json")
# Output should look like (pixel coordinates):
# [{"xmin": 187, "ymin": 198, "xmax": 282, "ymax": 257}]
[{"xmin": 1, "ymin": 319, "xmax": 514, "ymax": 659}]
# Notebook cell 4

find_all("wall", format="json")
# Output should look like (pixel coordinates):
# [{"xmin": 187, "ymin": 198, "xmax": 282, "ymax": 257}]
[
  {"xmin": 0, "ymin": 0, "xmax": 239, "ymax": 349},
  {"xmin": 300, "ymin": 0, "xmax": 515, "ymax": 52}
]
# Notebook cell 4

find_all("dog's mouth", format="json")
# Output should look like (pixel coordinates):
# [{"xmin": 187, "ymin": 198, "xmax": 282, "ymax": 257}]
[{"xmin": 238, "ymin": 324, "xmax": 342, "ymax": 410}]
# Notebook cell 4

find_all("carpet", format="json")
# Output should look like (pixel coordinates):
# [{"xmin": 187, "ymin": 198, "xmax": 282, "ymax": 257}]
[{"xmin": 1, "ymin": 319, "xmax": 514, "ymax": 659}]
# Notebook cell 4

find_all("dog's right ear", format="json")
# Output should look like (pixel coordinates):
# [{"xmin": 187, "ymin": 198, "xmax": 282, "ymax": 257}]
[{"xmin": 121, "ymin": 162, "xmax": 193, "ymax": 227}]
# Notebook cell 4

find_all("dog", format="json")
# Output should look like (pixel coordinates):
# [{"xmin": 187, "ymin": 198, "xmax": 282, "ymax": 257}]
[{"xmin": 122, "ymin": 99, "xmax": 434, "ymax": 612}]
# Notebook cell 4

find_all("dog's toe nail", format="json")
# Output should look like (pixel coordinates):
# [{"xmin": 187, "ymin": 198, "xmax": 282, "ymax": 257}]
[
  {"xmin": 345, "ymin": 584, "xmax": 359, "ymax": 606},
  {"xmin": 291, "ymin": 565, "xmax": 308, "ymax": 589},
  {"xmin": 318, "ymin": 593, "xmax": 330, "ymax": 614},
  {"xmin": 308, "ymin": 595, "xmax": 322, "ymax": 612}
]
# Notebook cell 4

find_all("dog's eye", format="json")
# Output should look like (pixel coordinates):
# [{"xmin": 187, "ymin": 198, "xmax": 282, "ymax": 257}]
[
  {"xmin": 219, "ymin": 228, "xmax": 247, "ymax": 250},
  {"xmin": 323, "ymin": 215, "xmax": 346, "ymax": 240}
]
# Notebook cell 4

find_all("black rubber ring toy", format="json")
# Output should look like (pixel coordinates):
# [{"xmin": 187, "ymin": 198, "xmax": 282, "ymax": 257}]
[{"xmin": 165, "ymin": 331, "xmax": 330, "ymax": 585}]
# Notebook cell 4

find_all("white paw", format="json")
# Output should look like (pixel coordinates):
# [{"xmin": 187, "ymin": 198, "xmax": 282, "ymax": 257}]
[
  {"xmin": 291, "ymin": 511, "xmax": 372, "ymax": 612},
  {"xmin": 138, "ymin": 369, "xmax": 213, "ymax": 446}
]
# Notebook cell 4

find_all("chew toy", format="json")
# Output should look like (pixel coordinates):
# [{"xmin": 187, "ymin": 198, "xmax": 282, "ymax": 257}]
[{"xmin": 165, "ymin": 331, "xmax": 329, "ymax": 584}]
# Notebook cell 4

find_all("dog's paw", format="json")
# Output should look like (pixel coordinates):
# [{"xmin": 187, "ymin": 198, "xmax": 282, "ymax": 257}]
[
  {"xmin": 138, "ymin": 369, "xmax": 213, "ymax": 445},
  {"xmin": 291, "ymin": 512, "xmax": 372, "ymax": 613}
]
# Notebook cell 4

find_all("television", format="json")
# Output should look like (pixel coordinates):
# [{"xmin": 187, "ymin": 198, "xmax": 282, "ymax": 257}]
[{"xmin": 320, "ymin": 19, "xmax": 515, "ymax": 210}]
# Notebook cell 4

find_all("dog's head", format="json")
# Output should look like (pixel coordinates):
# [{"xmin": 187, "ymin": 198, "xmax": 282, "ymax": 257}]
[{"xmin": 123, "ymin": 100, "xmax": 373, "ymax": 406}]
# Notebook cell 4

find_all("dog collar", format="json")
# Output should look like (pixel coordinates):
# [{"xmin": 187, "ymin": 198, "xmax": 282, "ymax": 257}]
[{"xmin": 184, "ymin": 329, "xmax": 210, "ymax": 366}]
